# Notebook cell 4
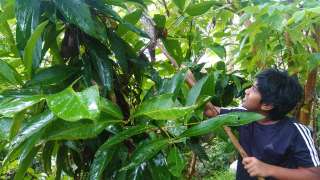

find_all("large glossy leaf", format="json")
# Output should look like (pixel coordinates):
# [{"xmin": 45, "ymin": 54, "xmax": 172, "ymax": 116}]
[
  {"xmin": 44, "ymin": 119, "xmax": 109, "ymax": 140},
  {"xmin": 27, "ymin": 65, "xmax": 77, "ymax": 86},
  {"xmin": 14, "ymin": 131, "xmax": 42, "ymax": 180},
  {"xmin": 162, "ymin": 38, "xmax": 184, "ymax": 65},
  {"xmin": 86, "ymin": 0, "xmax": 149, "ymax": 38},
  {"xmin": 0, "ymin": 118, "xmax": 12, "ymax": 141},
  {"xmin": 117, "ymin": 9, "xmax": 143, "ymax": 36},
  {"xmin": 54, "ymin": 0, "xmax": 107, "ymax": 43},
  {"xmin": 100, "ymin": 97, "xmax": 123, "ymax": 120},
  {"xmin": 185, "ymin": 1, "xmax": 215, "ymax": 16},
  {"xmin": 47, "ymin": 85, "xmax": 100, "ymax": 121},
  {"xmin": 0, "ymin": 59, "xmax": 22, "ymax": 85},
  {"xmin": 107, "ymin": 31, "xmax": 131, "ymax": 72},
  {"xmin": 89, "ymin": 125, "xmax": 154, "ymax": 179},
  {"xmin": 173, "ymin": 0, "xmax": 186, "ymax": 11},
  {"xmin": 42, "ymin": 141, "xmax": 55, "ymax": 174},
  {"xmin": 134, "ymin": 94, "xmax": 196, "ymax": 120},
  {"xmin": 87, "ymin": 40, "xmax": 113, "ymax": 94},
  {"xmin": 16, "ymin": 0, "xmax": 40, "ymax": 53},
  {"xmin": 179, "ymin": 112, "xmax": 263, "ymax": 138},
  {"xmin": 56, "ymin": 145, "xmax": 74, "ymax": 177},
  {"xmin": 186, "ymin": 75, "xmax": 209, "ymax": 106},
  {"xmin": 9, "ymin": 111, "xmax": 25, "ymax": 140},
  {"xmin": 23, "ymin": 20, "xmax": 48, "ymax": 79},
  {"xmin": 208, "ymin": 43, "xmax": 226, "ymax": 59},
  {"xmin": 14, "ymin": 146, "xmax": 41, "ymax": 180},
  {"xmin": 122, "ymin": 138, "xmax": 170, "ymax": 170},
  {"xmin": 102, "ymin": 125, "xmax": 154, "ymax": 149},
  {"xmin": 159, "ymin": 70, "xmax": 187, "ymax": 97},
  {"xmin": 167, "ymin": 146, "xmax": 185, "ymax": 177},
  {"xmin": 89, "ymin": 146, "xmax": 117, "ymax": 180},
  {"xmin": 0, "ymin": 95, "xmax": 44, "ymax": 117},
  {"xmin": 3, "ymin": 110, "xmax": 56, "ymax": 166}
]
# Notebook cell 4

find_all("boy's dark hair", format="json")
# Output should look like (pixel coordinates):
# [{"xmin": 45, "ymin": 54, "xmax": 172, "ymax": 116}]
[{"xmin": 256, "ymin": 69, "xmax": 303, "ymax": 120}]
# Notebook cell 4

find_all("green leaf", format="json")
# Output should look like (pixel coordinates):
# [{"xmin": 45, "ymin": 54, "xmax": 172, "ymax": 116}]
[
  {"xmin": 100, "ymin": 98, "xmax": 123, "ymax": 120},
  {"xmin": 308, "ymin": 53, "xmax": 320, "ymax": 70},
  {"xmin": 208, "ymin": 43, "xmax": 226, "ymax": 59},
  {"xmin": 167, "ymin": 147, "xmax": 185, "ymax": 177},
  {"xmin": 0, "ymin": 118, "xmax": 12, "ymax": 141},
  {"xmin": 27, "ymin": 65, "xmax": 77, "ymax": 86},
  {"xmin": 0, "ymin": 0, "xmax": 15, "ymax": 22},
  {"xmin": 0, "ymin": 59, "xmax": 22, "ymax": 85},
  {"xmin": 16, "ymin": 0, "xmax": 40, "ymax": 53},
  {"xmin": 0, "ymin": 95, "xmax": 44, "ymax": 117},
  {"xmin": 3, "ymin": 110, "xmax": 56, "ymax": 166},
  {"xmin": 179, "ymin": 112, "xmax": 263, "ymax": 138},
  {"xmin": 153, "ymin": 14, "xmax": 166, "ymax": 29},
  {"xmin": 134, "ymin": 94, "xmax": 195, "ymax": 120},
  {"xmin": 107, "ymin": 31, "xmax": 130, "ymax": 72},
  {"xmin": 186, "ymin": 75, "xmax": 209, "ymax": 106},
  {"xmin": 122, "ymin": 138, "xmax": 170, "ymax": 170},
  {"xmin": 54, "ymin": 0, "xmax": 107, "ymax": 43},
  {"xmin": 87, "ymin": 40, "xmax": 113, "ymax": 94},
  {"xmin": 173, "ymin": 0, "xmax": 186, "ymax": 11},
  {"xmin": 0, "ymin": 20, "xmax": 19, "ymax": 56},
  {"xmin": 288, "ymin": 10, "xmax": 305, "ymax": 25},
  {"xmin": 14, "ymin": 132, "xmax": 42, "ymax": 180},
  {"xmin": 101, "ymin": 125, "xmax": 154, "ymax": 149},
  {"xmin": 86, "ymin": 0, "xmax": 149, "ymax": 38},
  {"xmin": 14, "ymin": 146, "xmax": 41, "ymax": 179},
  {"xmin": 23, "ymin": 20, "xmax": 48, "ymax": 79},
  {"xmin": 162, "ymin": 38, "xmax": 184, "ymax": 65},
  {"xmin": 185, "ymin": 1, "xmax": 215, "ymax": 16},
  {"xmin": 47, "ymin": 85, "xmax": 100, "ymax": 121},
  {"xmin": 56, "ymin": 145, "xmax": 74, "ymax": 177},
  {"xmin": 42, "ymin": 141, "xmax": 55, "ymax": 174},
  {"xmin": 10, "ymin": 111, "xmax": 25, "ymax": 139},
  {"xmin": 44, "ymin": 119, "xmax": 109, "ymax": 140},
  {"xmin": 307, "ymin": 7, "xmax": 320, "ymax": 14},
  {"xmin": 117, "ymin": 9, "xmax": 143, "ymax": 36},
  {"xmin": 159, "ymin": 70, "xmax": 187, "ymax": 97},
  {"xmin": 89, "ymin": 145, "xmax": 117, "ymax": 180},
  {"xmin": 89, "ymin": 125, "xmax": 154, "ymax": 179}
]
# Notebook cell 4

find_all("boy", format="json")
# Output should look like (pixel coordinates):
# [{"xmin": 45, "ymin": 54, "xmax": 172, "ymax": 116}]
[{"xmin": 205, "ymin": 69, "xmax": 320, "ymax": 179}]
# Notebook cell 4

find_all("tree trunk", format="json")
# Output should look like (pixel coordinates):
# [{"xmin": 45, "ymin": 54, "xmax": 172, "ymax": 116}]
[{"xmin": 298, "ymin": 24, "xmax": 320, "ymax": 125}]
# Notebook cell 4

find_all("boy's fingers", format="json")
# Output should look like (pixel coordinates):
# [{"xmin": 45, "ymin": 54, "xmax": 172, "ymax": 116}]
[
  {"xmin": 245, "ymin": 163, "xmax": 255, "ymax": 170},
  {"xmin": 242, "ymin": 157, "xmax": 253, "ymax": 164}
]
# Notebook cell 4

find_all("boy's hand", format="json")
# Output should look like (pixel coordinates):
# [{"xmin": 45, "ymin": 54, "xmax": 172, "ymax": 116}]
[
  {"xmin": 242, "ymin": 157, "xmax": 273, "ymax": 177},
  {"xmin": 204, "ymin": 105, "xmax": 220, "ymax": 117},
  {"xmin": 204, "ymin": 108, "xmax": 215, "ymax": 117}
]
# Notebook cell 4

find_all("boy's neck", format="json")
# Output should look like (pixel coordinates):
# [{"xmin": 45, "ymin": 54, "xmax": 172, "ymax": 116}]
[
  {"xmin": 257, "ymin": 111, "xmax": 279, "ymax": 125},
  {"xmin": 258, "ymin": 119, "xmax": 278, "ymax": 125}
]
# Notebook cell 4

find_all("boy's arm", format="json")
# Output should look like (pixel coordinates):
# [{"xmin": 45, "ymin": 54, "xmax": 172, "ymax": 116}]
[{"xmin": 243, "ymin": 157, "xmax": 320, "ymax": 180}]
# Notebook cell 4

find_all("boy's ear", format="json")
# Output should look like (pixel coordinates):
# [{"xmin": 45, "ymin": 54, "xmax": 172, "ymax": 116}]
[{"xmin": 261, "ymin": 103, "xmax": 273, "ymax": 111}]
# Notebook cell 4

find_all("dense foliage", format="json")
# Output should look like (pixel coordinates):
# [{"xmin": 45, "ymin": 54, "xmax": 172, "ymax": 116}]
[{"xmin": 0, "ymin": 0, "xmax": 319, "ymax": 179}]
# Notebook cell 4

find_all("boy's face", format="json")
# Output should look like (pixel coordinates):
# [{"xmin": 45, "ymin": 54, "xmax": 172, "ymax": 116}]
[{"xmin": 241, "ymin": 82, "xmax": 263, "ymax": 111}]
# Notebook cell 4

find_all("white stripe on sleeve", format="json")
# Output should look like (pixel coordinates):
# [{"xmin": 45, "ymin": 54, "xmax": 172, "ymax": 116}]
[
  {"xmin": 293, "ymin": 123, "xmax": 318, "ymax": 166},
  {"xmin": 299, "ymin": 124, "xmax": 320, "ymax": 166}
]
